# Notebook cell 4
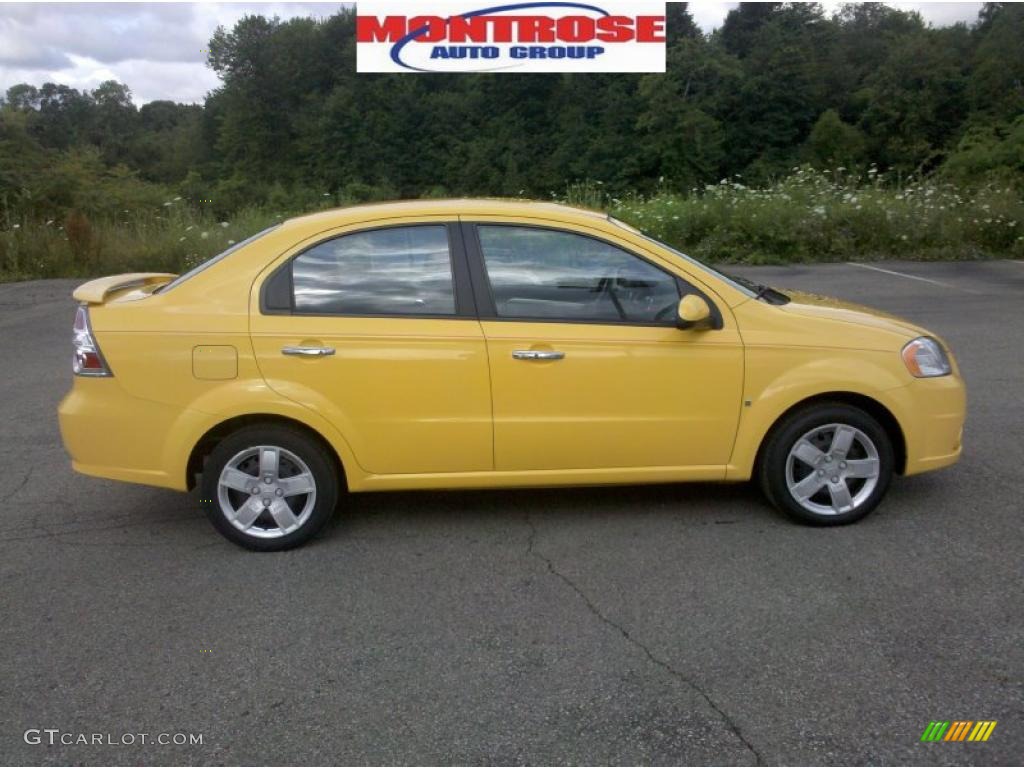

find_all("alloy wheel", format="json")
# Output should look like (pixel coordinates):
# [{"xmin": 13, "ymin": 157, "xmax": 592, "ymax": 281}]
[
  {"xmin": 785, "ymin": 423, "xmax": 881, "ymax": 516},
  {"xmin": 216, "ymin": 445, "xmax": 317, "ymax": 538}
]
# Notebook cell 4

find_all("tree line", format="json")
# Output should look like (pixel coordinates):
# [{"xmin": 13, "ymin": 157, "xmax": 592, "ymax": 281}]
[{"xmin": 1, "ymin": 2, "xmax": 1022, "ymax": 222}]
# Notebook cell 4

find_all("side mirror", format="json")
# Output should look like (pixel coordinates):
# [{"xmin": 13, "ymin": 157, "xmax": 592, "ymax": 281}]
[{"xmin": 677, "ymin": 294, "xmax": 713, "ymax": 330}]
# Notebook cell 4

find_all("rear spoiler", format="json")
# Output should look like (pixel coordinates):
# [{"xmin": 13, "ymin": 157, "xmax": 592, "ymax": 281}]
[{"xmin": 72, "ymin": 273, "xmax": 177, "ymax": 305}]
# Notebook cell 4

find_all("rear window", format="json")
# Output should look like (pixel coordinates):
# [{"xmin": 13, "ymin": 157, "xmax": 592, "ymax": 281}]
[
  {"xmin": 158, "ymin": 225, "xmax": 280, "ymax": 293},
  {"xmin": 291, "ymin": 225, "xmax": 455, "ymax": 316}
]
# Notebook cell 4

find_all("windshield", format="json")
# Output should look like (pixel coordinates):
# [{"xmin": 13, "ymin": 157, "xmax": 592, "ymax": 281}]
[
  {"xmin": 608, "ymin": 217, "xmax": 757, "ymax": 299},
  {"xmin": 158, "ymin": 225, "xmax": 281, "ymax": 293}
]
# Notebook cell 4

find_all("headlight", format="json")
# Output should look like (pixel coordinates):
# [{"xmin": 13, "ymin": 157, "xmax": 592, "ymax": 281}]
[{"xmin": 901, "ymin": 336, "xmax": 951, "ymax": 378}]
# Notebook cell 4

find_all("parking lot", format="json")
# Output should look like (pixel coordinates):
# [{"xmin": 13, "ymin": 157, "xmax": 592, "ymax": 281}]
[{"xmin": 1, "ymin": 260, "xmax": 1021, "ymax": 765}]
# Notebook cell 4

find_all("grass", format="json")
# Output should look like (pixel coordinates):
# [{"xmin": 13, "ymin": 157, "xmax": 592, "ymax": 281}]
[
  {"xmin": 2, "ymin": 169, "xmax": 1022, "ymax": 281},
  {"xmin": 0, "ymin": 203, "xmax": 282, "ymax": 282},
  {"xmin": 594, "ymin": 168, "xmax": 1024, "ymax": 264}
]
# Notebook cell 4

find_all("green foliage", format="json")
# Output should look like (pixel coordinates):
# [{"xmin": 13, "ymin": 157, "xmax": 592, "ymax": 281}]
[
  {"xmin": 0, "ymin": 199, "xmax": 280, "ymax": 281},
  {"xmin": 4, "ymin": 173, "xmax": 1020, "ymax": 281},
  {"xmin": 597, "ymin": 170, "xmax": 1024, "ymax": 264},
  {"xmin": 969, "ymin": 2, "xmax": 1024, "ymax": 121},
  {"xmin": 942, "ymin": 117, "xmax": 1024, "ymax": 182},
  {"xmin": 2, "ymin": 2, "xmax": 1024, "ymax": 280},
  {"xmin": 855, "ymin": 25, "xmax": 970, "ymax": 174},
  {"xmin": 808, "ymin": 110, "xmax": 865, "ymax": 168}
]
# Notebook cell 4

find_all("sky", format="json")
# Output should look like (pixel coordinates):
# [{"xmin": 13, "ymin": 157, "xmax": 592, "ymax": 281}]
[{"xmin": 0, "ymin": 1, "xmax": 986, "ymax": 105}]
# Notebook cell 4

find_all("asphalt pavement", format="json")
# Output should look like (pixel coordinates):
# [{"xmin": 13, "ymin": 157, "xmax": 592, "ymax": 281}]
[{"xmin": 0, "ymin": 261, "xmax": 1021, "ymax": 766}]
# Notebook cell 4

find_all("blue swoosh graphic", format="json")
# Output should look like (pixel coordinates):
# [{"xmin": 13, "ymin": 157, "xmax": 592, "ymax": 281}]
[{"xmin": 390, "ymin": 2, "xmax": 611, "ymax": 73}]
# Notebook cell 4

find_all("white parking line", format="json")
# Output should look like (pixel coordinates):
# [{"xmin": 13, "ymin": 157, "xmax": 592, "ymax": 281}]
[{"xmin": 847, "ymin": 262, "xmax": 973, "ymax": 291}]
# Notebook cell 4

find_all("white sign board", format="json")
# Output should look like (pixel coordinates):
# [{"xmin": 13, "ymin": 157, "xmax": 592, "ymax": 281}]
[{"xmin": 356, "ymin": 1, "xmax": 666, "ymax": 73}]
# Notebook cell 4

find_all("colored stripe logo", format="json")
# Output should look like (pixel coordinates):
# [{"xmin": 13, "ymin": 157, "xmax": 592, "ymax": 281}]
[{"xmin": 921, "ymin": 721, "xmax": 997, "ymax": 742}]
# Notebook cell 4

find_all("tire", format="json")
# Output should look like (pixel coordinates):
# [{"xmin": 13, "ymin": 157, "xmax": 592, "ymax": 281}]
[
  {"xmin": 200, "ymin": 424, "xmax": 339, "ymax": 550},
  {"xmin": 758, "ymin": 402, "xmax": 894, "ymax": 526}
]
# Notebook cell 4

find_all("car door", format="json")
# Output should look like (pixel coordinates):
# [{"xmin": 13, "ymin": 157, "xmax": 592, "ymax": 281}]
[
  {"xmin": 464, "ymin": 220, "xmax": 744, "ymax": 476},
  {"xmin": 250, "ymin": 220, "xmax": 493, "ymax": 475}
]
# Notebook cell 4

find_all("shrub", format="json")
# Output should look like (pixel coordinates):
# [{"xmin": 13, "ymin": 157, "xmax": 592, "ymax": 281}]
[
  {"xmin": 568, "ymin": 169, "xmax": 1024, "ymax": 263},
  {"xmin": 2, "ymin": 170, "xmax": 1023, "ymax": 282}
]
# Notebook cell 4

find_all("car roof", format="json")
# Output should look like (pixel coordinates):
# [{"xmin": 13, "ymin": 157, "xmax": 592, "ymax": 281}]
[{"xmin": 281, "ymin": 198, "xmax": 609, "ymax": 231}]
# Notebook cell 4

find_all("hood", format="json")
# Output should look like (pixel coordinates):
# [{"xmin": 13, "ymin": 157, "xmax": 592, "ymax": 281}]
[{"xmin": 777, "ymin": 289, "xmax": 931, "ymax": 340}]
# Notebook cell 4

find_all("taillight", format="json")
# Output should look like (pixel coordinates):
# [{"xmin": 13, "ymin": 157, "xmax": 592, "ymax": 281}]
[{"xmin": 72, "ymin": 306, "xmax": 112, "ymax": 377}]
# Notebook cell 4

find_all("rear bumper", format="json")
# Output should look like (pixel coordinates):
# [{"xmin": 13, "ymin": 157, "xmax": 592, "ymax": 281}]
[
  {"xmin": 898, "ymin": 374, "xmax": 966, "ymax": 476},
  {"xmin": 58, "ymin": 378, "xmax": 192, "ymax": 491}
]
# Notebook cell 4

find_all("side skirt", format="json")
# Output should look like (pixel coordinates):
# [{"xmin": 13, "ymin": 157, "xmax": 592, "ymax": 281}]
[{"xmin": 351, "ymin": 465, "xmax": 730, "ymax": 493}]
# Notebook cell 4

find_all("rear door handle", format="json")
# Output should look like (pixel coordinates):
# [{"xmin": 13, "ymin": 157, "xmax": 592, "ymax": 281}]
[
  {"xmin": 512, "ymin": 350, "xmax": 565, "ymax": 361},
  {"xmin": 282, "ymin": 346, "xmax": 335, "ymax": 358}
]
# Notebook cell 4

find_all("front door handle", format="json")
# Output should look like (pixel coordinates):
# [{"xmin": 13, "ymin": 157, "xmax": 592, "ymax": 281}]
[
  {"xmin": 512, "ymin": 350, "xmax": 565, "ymax": 361},
  {"xmin": 282, "ymin": 346, "xmax": 336, "ymax": 358}
]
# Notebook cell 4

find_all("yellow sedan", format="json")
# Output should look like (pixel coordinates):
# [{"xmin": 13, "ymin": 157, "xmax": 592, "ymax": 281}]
[{"xmin": 58, "ymin": 200, "xmax": 965, "ymax": 549}]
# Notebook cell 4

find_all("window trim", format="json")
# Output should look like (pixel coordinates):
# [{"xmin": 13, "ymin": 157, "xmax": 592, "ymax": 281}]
[
  {"xmin": 259, "ymin": 221, "xmax": 477, "ymax": 319},
  {"xmin": 462, "ymin": 222, "xmax": 723, "ymax": 330}
]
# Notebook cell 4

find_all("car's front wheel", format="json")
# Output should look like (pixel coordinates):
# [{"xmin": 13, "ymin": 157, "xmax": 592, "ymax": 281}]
[
  {"xmin": 201, "ymin": 424, "xmax": 339, "ymax": 550},
  {"xmin": 759, "ymin": 403, "xmax": 894, "ymax": 525}
]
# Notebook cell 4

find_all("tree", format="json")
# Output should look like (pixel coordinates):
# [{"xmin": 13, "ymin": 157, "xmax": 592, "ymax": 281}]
[
  {"xmin": 941, "ymin": 116, "xmax": 1024, "ymax": 182},
  {"xmin": 968, "ymin": 3, "xmax": 1024, "ymax": 121},
  {"xmin": 90, "ymin": 81, "xmax": 137, "ymax": 164},
  {"xmin": 2, "ymin": 1, "xmax": 1022, "ymax": 225},
  {"xmin": 637, "ymin": 34, "xmax": 738, "ymax": 188},
  {"xmin": 666, "ymin": 2, "xmax": 701, "ymax": 44},
  {"xmin": 5, "ymin": 84, "xmax": 40, "ymax": 111},
  {"xmin": 718, "ymin": 3, "xmax": 836, "ymax": 179},
  {"xmin": 808, "ymin": 109, "xmax": 865, "ymax": 167},
  {"xmin": 856, "ymin": 27, "xmax": 969, "ymax": 173},
  {"xmin": 720, "ymin": 2, "xmax": 781, "ymax": 58}
]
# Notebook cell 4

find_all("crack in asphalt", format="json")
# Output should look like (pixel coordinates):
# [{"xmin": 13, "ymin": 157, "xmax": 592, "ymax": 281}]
[
  {"xmin": 11, "ymin": 466, "xmax": 34, "ymax": 499},
  {"xmin": 524, "ymin": 513, "xmax": 763, "ymax": 766},
  {"xmin": 2, "ymin": 513, "xmax": 201, "ymax": 544}
]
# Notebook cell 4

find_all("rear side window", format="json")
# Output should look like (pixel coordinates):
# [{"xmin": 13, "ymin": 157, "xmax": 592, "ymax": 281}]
[
  {"xmin": 477, "ymin": 226, "xmax": 680, "ymax": 324},
  {"xmin": 291, "ymin": 225, "xmax": 455, "ymax": 316}
]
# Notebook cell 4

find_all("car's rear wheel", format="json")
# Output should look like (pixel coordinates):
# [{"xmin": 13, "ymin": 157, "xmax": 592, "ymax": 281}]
[
  {"xmin": 759, "ymin": 403, "xmax": 893, "ymax": 525},
  {"xmin": 200, "ymin": 424, "xmax": 339, "ymax": 550}
]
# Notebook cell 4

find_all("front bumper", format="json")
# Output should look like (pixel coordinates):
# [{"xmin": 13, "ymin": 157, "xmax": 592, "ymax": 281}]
[{"xmin": 898, "ymin": 373, "xmax": 966, "ymax": 476}]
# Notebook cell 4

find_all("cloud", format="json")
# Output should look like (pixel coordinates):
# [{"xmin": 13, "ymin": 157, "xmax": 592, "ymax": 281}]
[
  {"xmin": 0, "ymin": 39, "xmax": 71, "ymax": 70},
  {"xmin": 0, "ymin": 3, "xmax": 202, "ymax": 66},
  {"xmin": 0, "ymin": 2, "xmax": 350, "ymax": 103},
  {"xmin": 35, "ymin": 54, "xmax": 223, "ymax": 105},
  {"xmin": 885, "ymin": 1, "xmax": 984, "ymax": 27},
  {"xmin": 686, "ymin": 1, "xmax": 739, "ymax": 33},
  {"xmin": 686, "ymin": 0, "xmax": 984, "ymax": 32}
]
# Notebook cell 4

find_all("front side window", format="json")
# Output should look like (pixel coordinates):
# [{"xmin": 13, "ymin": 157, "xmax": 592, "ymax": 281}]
[
  {"xmin": 609, "ymin": 216, "xmax": 758, "ymax": 300},
  {"xmin": 292, "ymin": 225, "xmax": 455, "ymax": 316},
  {"xmin": 478, "ymin": 226, "xmax": 680, "ymax": 324}
]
